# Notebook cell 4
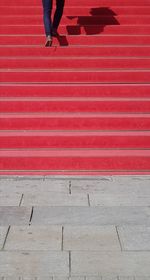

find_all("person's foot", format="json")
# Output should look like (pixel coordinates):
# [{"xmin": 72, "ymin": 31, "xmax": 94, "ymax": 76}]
[
  {"xmin": 52, "ymin": 28, "xmax": 59, "ymax": 37},
  {"xmin": 45, "ymin": 35, "xmax": 52, "ymax": 47}
]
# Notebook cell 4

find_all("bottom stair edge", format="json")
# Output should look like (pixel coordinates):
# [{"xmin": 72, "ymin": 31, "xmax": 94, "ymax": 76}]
[{"xmin": 0, "ymin": 170, "xmax": 150, "ymax": 176}]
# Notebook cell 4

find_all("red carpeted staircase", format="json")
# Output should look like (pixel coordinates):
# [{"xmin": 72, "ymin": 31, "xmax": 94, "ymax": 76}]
[{"xmin": 0, "ymin": 0, "xmax": 150, "ymax": 175}]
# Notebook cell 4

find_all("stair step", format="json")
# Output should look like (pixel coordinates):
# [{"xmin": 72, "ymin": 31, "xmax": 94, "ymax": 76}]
[
  {"xmin": 1, "ymin": 84, "xmax": 149, "ymax": 98},
  {"xmin": 1, "ymin": 6, "xmax": 150, "ymax": 16},
  {"xmin": 0, "ymin": 131, "xmax": 150, "ymax": 149},
  {"xmin": 0, "ymin": 113, "xmax": 149, "ymax": 131},
  {"xmin": 1, "ymin": 35, "xmax": 150, "ymax": 46},
  {"xmin": 0, "ymin": 46, "xmax": 149, "ymax": 57},
  {"xmin": 0, "ymin": 149, "xmax": 150, "ymax": 171},
  {"xmin": 1, "ymin": 57, "xmax": 150, "ymax": 69},
  {"xmin": 1, "ymin": 16, "xmax": 150, "ymax": 25},
  {"xmin": 0, "ymin": 99, "xmax": 150, "ymax": 113},
  {"xmin": 1, "ymin": 25, "xmax": 150, "ymax": 35},
  {"xmin": 0, "ymin": 70, "xmax": 149, "ymax": 83},
  {"xmin": 0, "ymin": 0, "xmax": 150, "ymax": 6}
]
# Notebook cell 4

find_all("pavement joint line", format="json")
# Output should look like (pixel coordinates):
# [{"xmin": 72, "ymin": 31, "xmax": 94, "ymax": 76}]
[
  {"xmin": 29, "ymin": 206, "xmax": 34, "ymax": 225},
  {"xmin": 2, "ymin": 225, "xmax": 10, "ymax": 250},
  {"xmin": 69, "ymin": 251, "xmax": 71, "ymax": 277},
  {"xmin": 19, "ymin": 193, "xmax": 24, "ymax": 206},
  {"xmin": 62, "ymin": 226, "xmax": 64, "ymax": 251},
  {"xmin": 69, "ymin": 180, "xmax": 72, "ymax": 194},
  {"xmin": 87, "ymin": 194, "xmax": 90, "ymax": 207},
  {"xmin": 116, "ymin": 226, "xmax": 123, "ymax": 251}
]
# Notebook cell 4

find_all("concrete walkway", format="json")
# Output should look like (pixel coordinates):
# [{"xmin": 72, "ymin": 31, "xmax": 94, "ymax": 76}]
[{"xmin": 0, "ymin": 176, "xmax": 150, "ymax": 279}]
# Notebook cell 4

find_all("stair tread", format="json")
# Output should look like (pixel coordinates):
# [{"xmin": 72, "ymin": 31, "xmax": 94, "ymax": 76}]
[
  {"xmin": 1, "ymin": 113, "xmax": 150, "ymax": 117},
  {"xmin": 0, "ymin": 131, "xmax": 150, "ymax": 136},
  {"xmin": 1, "ymin": 149, "xmax": 150, "ymax": 157}
]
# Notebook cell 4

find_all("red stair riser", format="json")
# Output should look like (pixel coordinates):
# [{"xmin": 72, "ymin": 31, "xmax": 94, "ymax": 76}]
[
  {"xmin": 1, "ymin": 25, "xmax": 150, "ymax": 35},
  {"xmin": 0, "ymin": 134, "xmax": 150, "ymax": 148},
  {"xmin": 0, "ymin": 114, "xmax": 150, "ymax": 130},
  {"xmin": 1, "ymin": 16, "xmax": 150, "ymax": 25},
  {"xmin": 0, "ymin": 46, "xmax": 149, "ymax": 57},
  {"xmin": 0, "ymin": 7, "xmax": 150, "ymax": 17},
  {"xmin": 0, "ymin": 5, "xmax": 150, "ymax": 16},
  {"xmin": 0, "ymin": 151, "xmax": 150, "ymax": 171},
  {"xmin": 0, "ymin": 0, "xmax": 150, "ymax": 5},
  {"xmin": 1, "ymin": 100, "xmax": 150, "ymax": 113},
  {"xmin": 1, "ymin": 85, "xmax": 150, "ymax": 98},
  {"xmin": 1, "ymin": 58, "xmax": 150, "ymax": 69},
  {"xmin": 0, "ymin": 71, "xmax": 149, "ymax": 83},
  {"xmin": 1, "ymin": 35, "xmax": 150, "ymax": 45}
]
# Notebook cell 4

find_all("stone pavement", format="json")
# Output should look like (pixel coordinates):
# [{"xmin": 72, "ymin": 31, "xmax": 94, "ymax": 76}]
[{"xmin": 0, "ymin": 176, "xmax": 150, "ymax": 279}]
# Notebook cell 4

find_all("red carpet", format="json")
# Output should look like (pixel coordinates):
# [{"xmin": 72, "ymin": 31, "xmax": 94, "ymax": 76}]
[{"xmin": 0, "ymin": 0, "xmax": 150, "ymax": 174}]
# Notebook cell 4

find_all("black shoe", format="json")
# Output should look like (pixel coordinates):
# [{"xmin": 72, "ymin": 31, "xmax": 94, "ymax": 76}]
[{"xmin": 45, "ymin": 35, "xmax": 52, "ymax": 47}]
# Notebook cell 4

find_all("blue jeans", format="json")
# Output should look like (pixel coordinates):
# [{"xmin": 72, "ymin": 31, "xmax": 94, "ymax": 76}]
[{"xmin": 42, "ymin": 0, "xmax": 65, "ymax": 36}]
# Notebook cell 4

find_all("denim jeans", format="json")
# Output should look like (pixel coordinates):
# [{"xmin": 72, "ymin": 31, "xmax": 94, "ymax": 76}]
[{"xmin": 42, "ymin": 0, "xmax": 65, "ymax": 36}]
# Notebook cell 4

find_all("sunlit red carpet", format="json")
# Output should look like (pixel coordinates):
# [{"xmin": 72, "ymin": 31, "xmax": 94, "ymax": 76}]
[{"xmin": 0, "ymin": 0, "xmax": 150, "ymax": 175}]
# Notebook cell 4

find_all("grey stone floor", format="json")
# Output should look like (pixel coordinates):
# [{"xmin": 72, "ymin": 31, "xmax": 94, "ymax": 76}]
[{"xmin": 0, "ymin": 175, "xmax": 150, "ymax": 279}]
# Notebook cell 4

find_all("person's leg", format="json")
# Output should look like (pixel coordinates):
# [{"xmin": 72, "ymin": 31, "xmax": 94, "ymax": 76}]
[
  {"xmin": 52, "ymin": 0, "xmax": 65, "ymax": 33},
  {"xmin": 42, "ymin": 0, "xmax": 53, "ymax": 36}
]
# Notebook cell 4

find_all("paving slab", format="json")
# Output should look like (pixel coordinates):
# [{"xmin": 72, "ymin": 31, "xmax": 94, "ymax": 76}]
[
  {"xmin": 63, "ymin": 226, "xmax": 120, "ymax": 251},
  {"xmin": 0, "ymin": 178, "xmax": 43, "ymax": 190},
  {"xmin": 0, "ymin": 179, "xmax": 69, "ymax": 195},
  {"xmin": 71, "ymin": 178, "xmax": 150, "ymax": 195},
  {"xmin": 118, "ymin": 278, "xmax": 134, "ymax": 280},
  {"xmin": 117, "ymin": 276, "xmax": 135, "ymax": 280},
  {"xmin": 86, "ymin": 277, "xmax": 118, "ymax": 280},
  {"xmin": 112, "ymin": 176, "xmax": 150, "ymax": 184},
  {"xmin": 0, "ymin": 207, "xmax": 32, "ymax": 226},
  {"xmin": 89, "ymin": 194, "xmax": 150, "ymax": 207},
  {"xmin": 5, "ymin": 226, "xmax": 62, "ymax": 251},
  {"xmin": 32, "ymin": 206, "xmax": 150, "ymax": 226},
  {"xmin": 0, "ymin": 278, "xmax": 53, "ymax": 280},
  {"xmin": 53, "ymin": 278, "xmax": 85, "ymax": 280},
  {"xmin": 0, "ymin": 227, "xmax": 8, "ymax": 250},
  {"xmin": 0, "ymin": 194, "xmax": 22, "ymax": 206},
  {"xmin": 0, "ymin": 251, "xmax": 69, "ymax": 277},
  {"xmin": 71, "ymin": 179, "xmax": 113, "ymax": 194},
  {"xmin": 22, "ymin": 193, "xmax": 88, "ymax": 207},
  {"xmin": 100, "ymin": 277, "xmax": 119, "ymax": 280},
  {"xmin": 71, "ymin": 251, "xmax": 150, "ymax": 276},
  {"xmin": 118, "ymin": 226, "xmax": 150, "ymax": 251},
  {"xmin": 134, "ymin": 277, "xmax": 150, "ymax": 280}
]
